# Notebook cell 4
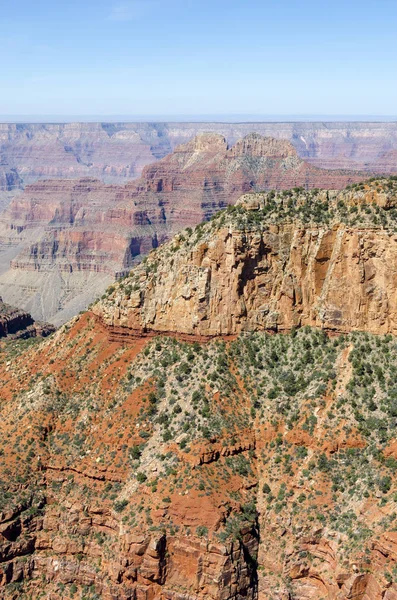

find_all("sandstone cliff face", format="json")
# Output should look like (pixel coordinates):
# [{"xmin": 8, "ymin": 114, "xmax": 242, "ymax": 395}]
[
  {"xmin": 1, "ymin": 136, "xmax": 397, "ymax": 600},
  {"xmin": 0, "ymin": 134, "xmax": 367, "ymax": 324},
  {"xmin": 94, "ymin": 180, "xmax": 397, "ymax": 338}
]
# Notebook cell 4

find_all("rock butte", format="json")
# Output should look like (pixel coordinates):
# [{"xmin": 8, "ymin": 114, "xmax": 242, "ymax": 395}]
[{"xmin": 0, "ymin": 133, "xmax": 368, "ymax": 325}]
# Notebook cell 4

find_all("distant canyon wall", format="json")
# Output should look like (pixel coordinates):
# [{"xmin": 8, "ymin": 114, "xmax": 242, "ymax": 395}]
[{"xmin": 0, "ymin": 121, "xmax": 396, "ymax": 194}]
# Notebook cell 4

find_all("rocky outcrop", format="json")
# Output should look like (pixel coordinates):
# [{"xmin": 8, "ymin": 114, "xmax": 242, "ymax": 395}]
[
  {"xmin": 0, "ymin": 134, "xmax": 367, "ymax": 324},
  {"xmin": 94, "ymin": 180, "xmax": 397, "ymax": 338},
  {"xmin": 2, "ymin": 148, "xmax": 397, "ymax": 600},
  {"xmin": 0, "ymin": 296, "xmax": 54, "ymax": 339}
]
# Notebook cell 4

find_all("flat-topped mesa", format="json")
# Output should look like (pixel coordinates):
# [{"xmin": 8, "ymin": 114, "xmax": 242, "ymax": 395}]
[
  {"xmin": 93, "ymin": 177, "xmax": 397, "ymax": 338},
  {"xmin": 0, "ymin": 297, "xmax": 55, "ymax": 339}
]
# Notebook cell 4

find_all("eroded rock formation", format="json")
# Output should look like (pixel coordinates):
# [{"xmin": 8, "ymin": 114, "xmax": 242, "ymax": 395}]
[
  {"xmin": 0, "ymin": 296, "xmax": 54, "ymax": 339},
  {"xmin": 95, "ymin": 179, "xmax": 397, "ymax": 338},
  {"xmin": 1, "ymin": 121, "xmax": 396, "ymax": 193},
  {"xmin": 0, "ymin": 134, "xmax": 367, "ymax": 324}
]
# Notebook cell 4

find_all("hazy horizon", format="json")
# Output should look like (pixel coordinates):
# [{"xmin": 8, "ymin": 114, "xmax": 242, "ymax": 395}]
[{"xmin": 1, "ymin": 114, "xmax": 397, "ymax": 124}]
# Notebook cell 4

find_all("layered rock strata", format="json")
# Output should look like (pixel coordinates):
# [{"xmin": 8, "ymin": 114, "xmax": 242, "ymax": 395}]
[
  {"xmin": 0, "ymin": 121, "xmax": 396, "ymax": 193},
  {"xmin": 0, "ymin": 296, "xmax": 54, "ymax": 339},
  {"xmin": 0, "ymin": 183, "xmax": 397, "ymax": 597},
  {"xmin": 95, "ymin": 178, "xmax": 397, "ymax": 338},
  {"xmin": 0, "ymin": 134, "xmax": 367, "ymax": 324}
]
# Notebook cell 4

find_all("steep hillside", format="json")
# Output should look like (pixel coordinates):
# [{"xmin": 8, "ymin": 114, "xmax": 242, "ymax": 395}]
[
  {"xmin": 0, "ymin": 134, "xmax": 367, "ymax": 325},
  {"xmin": 0, "ymin": 180, "xmax": 397, "ymax": 599}
]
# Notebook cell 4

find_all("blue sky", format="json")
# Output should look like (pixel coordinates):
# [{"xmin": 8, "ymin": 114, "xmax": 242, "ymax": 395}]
[{"xmin": 1, "ymin": 0, "xmax": 397, "ymax": 117}]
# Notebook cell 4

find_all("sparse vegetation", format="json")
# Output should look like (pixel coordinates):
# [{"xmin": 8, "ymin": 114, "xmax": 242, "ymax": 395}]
[{"xmin": 1, "ymin": 179, "xmax": 397, "ymax": 598}]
